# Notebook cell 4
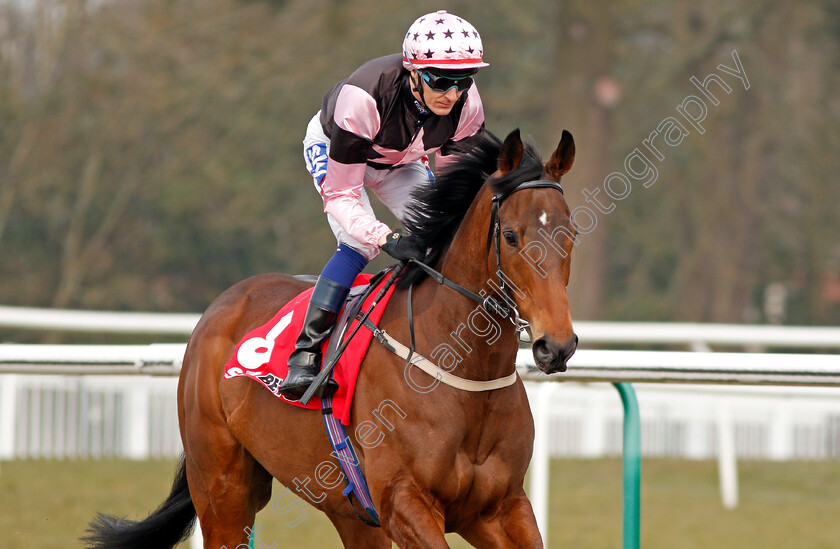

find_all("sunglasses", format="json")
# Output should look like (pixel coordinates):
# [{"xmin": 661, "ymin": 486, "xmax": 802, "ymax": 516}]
[{"xmin": 419, "ymin": 70, "xmax": 474, "ymax": 93}]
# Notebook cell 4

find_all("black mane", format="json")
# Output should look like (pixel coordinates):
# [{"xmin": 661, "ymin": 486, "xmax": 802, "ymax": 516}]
[{"xmin": 398, "ymin": 130, "xmax": 545, "ymax": 287}]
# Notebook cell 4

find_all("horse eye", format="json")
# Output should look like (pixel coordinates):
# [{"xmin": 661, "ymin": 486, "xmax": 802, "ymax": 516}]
[{"xmin": 502, "ymin": 229, "xmax": 519, "ymax": 247}]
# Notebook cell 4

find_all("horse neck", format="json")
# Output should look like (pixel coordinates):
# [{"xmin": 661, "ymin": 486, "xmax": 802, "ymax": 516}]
[
  {"xmin": 413, "ymin": 183, "xmax": 519, "ymax": 381},
  {"xmin": 437, "ymin": 182, "xmax": 495, "ymax": 292}
]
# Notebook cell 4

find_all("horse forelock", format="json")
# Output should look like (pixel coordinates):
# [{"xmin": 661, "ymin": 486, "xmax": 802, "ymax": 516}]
[
  {"xmin": 487, "ymin": 146, "xmax": 545, "ymax": 197},
  {"xmin": 399, "ymin": 131, "xmax": 543, "ymax": 288}
]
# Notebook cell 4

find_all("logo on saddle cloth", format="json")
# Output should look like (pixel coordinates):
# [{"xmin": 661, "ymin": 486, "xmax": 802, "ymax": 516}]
[{"xmin": 223, "ymin": 274, "xmax": 397, "ymax": 425}]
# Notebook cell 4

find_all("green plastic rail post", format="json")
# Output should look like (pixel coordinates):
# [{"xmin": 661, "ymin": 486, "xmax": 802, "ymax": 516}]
[{"xmin": 614, "ymin": 382, "xmax": 641, "ymax": 549}]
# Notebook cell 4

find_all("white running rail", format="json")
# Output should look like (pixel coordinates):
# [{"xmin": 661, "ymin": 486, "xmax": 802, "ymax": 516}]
[{"xmin": 2, "ymin": 305, "xmax": 840, "ymax": 547}]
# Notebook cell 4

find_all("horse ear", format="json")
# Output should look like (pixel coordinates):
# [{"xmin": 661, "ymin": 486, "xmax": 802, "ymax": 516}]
[
  {"xmin": 545, "ymin": 129, "xmax": 575, "ymax": 180},
  {"xmin": 498, "ymin": 129, "xmax": 524, "ymax": 175}
]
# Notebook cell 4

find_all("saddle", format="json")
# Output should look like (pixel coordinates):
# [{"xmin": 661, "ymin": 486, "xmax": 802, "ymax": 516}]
[{"xmin": 223, "ymin": 269, "xmax": 398, "ymax": 424}]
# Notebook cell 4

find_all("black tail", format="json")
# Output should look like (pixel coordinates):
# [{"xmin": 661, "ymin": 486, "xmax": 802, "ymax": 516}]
[{"xmin": 82, "ymin": 455, "xmax": 197, "ymax": 549}]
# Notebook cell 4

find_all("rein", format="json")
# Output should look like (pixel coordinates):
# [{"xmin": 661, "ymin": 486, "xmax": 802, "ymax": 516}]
[
  {"xmin": 383, "ymin": 179, "xmax": 565, "ymax": 392},
  {"xmin": 300, "ymin": 263, "xmax": 406, "ymax": 405},
  {"xmin": 303, "ymin": 179, "xmax": 566, "ymax": 399}
]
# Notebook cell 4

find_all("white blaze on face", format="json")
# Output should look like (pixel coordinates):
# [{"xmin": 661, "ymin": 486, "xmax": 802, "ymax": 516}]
[{"xmin": 539, "ymin": 211, "xmax": 548, "ymax": 226}]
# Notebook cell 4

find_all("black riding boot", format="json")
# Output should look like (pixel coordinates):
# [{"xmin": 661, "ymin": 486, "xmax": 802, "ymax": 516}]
[{"xmin": 278, "ymin": 276, "xmax": 349, "ymax": 399}]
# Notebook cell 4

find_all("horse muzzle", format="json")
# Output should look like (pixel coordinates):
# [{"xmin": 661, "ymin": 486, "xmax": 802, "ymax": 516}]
[{"xmin": 532, "ymin": 334, "xmax": 578, "ymax": 374}]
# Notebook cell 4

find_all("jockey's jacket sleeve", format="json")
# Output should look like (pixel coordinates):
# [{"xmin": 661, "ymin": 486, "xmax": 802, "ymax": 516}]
[
  {"xmin": 320, "ymin": 85, "xmax": 392, "ymax": 248},
  {"xmin": 435, "ymin": 85, "xmax": 485, "ymax": 173}
]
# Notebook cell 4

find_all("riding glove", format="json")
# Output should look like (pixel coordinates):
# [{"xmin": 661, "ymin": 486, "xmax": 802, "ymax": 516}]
[{"xmin": 380, "ymin": 229, "xmax": 426, "ymax": 261}]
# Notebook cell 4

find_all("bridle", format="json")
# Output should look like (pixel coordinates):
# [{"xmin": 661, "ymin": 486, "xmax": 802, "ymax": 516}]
[
  {"xmin": 487, "ymin": 179, "xmax": 566, "ymax": 330},
  {"xmin": 410, "ymin": 178, "xmax": 566, "ymax": 334}
]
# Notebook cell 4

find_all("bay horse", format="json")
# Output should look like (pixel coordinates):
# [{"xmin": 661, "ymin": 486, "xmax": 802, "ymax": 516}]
[{"xmin": 84, "ymin": 128, "xmax": 577, "ymax": 548}]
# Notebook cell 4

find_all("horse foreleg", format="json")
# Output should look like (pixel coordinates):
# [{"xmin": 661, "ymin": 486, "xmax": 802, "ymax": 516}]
[
  {"xmin": 378, "ymin": 481, "xmax": 450, "ymax": 549},
  {"xmin": 457, "ymin": 489, "xmax": 543, "ymax": 549},
  {"xmin": 327, "ymin": 513, "xmax": 392, "ymax": 549}
]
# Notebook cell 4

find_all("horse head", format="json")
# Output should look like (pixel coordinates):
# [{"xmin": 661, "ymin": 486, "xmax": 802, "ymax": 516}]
[
  {"xmin": 401, "ymin": 128, "xmax": 578, "ymax": 375},
  {"xmin": 490, "ymin": 128, "xmax": 578, "ymax": 373}
]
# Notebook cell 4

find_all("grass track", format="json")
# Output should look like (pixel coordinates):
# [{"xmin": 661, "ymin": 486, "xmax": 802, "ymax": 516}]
[{"xmin": 1, "ymin": 458, "xmax": 838, "ymax": 548}]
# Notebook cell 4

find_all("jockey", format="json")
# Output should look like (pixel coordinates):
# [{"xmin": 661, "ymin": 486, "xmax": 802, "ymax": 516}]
[{"xmin": 278, "ymin": 10, "xmax": 489, "ymax": 399}]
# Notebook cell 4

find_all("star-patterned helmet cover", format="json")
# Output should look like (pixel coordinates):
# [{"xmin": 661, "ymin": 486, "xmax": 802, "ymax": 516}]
[{"xmin": 402, "ymin": 10, "xmax": 488, "ymax": 71}]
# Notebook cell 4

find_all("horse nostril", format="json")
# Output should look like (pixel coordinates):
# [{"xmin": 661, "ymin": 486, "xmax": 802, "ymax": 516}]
[
  {"xmin": 533, "ymin": 339, "xmax": 551, "ymax": 362},
  {"xmin": 533, "ymin": 336, "xmax": 576, "ymax": 374}
]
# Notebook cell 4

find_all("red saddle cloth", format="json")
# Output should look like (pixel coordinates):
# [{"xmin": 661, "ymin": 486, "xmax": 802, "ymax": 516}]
[{"xmin": 223, "ymin": 273, "xmax": 397, "ymax": 425}]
